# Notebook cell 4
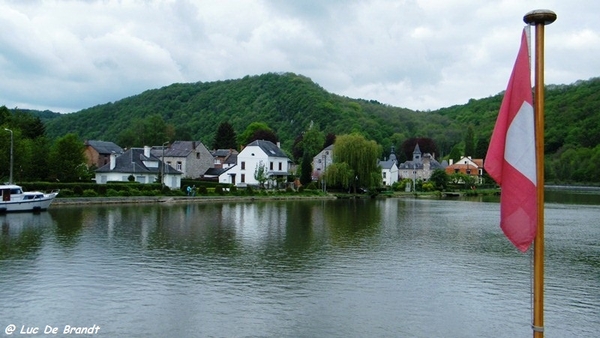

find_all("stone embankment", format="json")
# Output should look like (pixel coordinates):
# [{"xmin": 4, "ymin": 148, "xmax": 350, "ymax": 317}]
[{"xmin": 53, "ymin": 195, "xmax": 337, "ymax": 206}]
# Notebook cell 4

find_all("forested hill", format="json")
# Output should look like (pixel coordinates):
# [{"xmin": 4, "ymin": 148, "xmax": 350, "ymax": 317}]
[
  {"xmin": 434, "ymin": 77, "xmax": 600, "ymax": 182},
  {"xmin": 43, "ymin": 72, "xmax": 462, "ymax": 154},
  {"xmin": 41, "ymin": 72, "xmax": 600, "ymax": 179}
]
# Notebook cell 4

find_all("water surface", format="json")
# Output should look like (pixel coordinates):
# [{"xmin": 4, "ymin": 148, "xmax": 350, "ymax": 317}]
[{"xmin": 1, "ymin": 196, "xmax": 598, "ymax": 337}]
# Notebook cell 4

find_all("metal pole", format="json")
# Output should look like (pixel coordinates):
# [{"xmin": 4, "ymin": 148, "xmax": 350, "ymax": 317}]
[
  {"xmin": 523, "ymin": 9, "xmax": 556, "ymax": 338},
  {"xmin": 4, "ymin": 128, "xmax": 13, "ymax": 184}
]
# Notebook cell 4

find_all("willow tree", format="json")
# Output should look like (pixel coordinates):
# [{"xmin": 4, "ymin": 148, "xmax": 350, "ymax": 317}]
[{"xmin": 328, "ymin": 133, "xmax": 381, "ymax": 193}]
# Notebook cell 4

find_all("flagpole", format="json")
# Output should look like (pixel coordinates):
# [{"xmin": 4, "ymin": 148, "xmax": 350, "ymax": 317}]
[{"xmin": 523, "ymin": 9, "xmax": 556, "ymax": 338}]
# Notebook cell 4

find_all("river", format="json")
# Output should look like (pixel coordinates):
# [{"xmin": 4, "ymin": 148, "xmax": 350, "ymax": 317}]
[{"xmin": 1, "ymin": 192, "xmax": 599, "ymax": 337}]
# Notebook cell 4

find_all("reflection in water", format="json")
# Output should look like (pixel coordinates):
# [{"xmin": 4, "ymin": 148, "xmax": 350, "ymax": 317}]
[
  {"xmin": 0, "ymin": 198, "xmax": 598, "ymax": 338},
  {"xmin": 0, "ymin": 212, "xmax": 54, "ymax": 260}
]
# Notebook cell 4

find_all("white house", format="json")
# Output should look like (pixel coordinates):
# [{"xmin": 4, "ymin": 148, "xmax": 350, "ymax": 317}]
[
  {"xmin": 219, "ymin": 140, "xmax": 291, "ymax": 188},
  {"xmin": 95, "ymin": 146, "xmax": 182, "ymax": 189},
  {"xmin": 379, "ymin": 147, "xmax": 399, "ymax": 186},
  {"xmin": 312, "ymin": 144, "xmax": 334, "ymax": 180}
]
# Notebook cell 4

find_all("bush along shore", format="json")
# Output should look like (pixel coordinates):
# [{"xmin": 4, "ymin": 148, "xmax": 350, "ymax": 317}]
[{"xmin": 23, "ymin": 181, "xmax": 499, "ymax": 206}]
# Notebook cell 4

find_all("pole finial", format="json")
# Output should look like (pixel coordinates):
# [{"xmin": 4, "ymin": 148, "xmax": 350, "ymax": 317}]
[{"xmin": 524, "ymin": 9, "xmax": 557, "ymax": 25}]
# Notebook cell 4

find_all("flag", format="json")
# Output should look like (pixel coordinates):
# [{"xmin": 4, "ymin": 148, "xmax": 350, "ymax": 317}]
[{"xmin": 485, "ymin": 28, "xmax": 537, "ymax": 252}]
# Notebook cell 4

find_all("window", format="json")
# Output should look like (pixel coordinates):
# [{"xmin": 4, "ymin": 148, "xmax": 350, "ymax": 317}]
[
  {"xmin": 383, "ymin": 172, "xmax": 386, "ymax": 178},
  {"xmin": 270, "ymin": 162, "xmax": 274, "ymax": 170},
  {"xmin": 176, "ymin": 161, "xmax": 182, "ymax": 170},
  {"xmin": 466, "ymin": 169, "xmax": 471, "ymax": 175},
  {"xmin": 196, "ymin": 153, "xmax": 200, "ymax": 159},
  {"xmin": 241, "ymin": 174, "xmax": 245, "ymax": 183},
  {"xmin": 278, "ymin": 162, "xmax": 282, "ymax": 171},
  {"xmin": 241, "ymin": 161, "xmax": 246, "ymax": 170}
]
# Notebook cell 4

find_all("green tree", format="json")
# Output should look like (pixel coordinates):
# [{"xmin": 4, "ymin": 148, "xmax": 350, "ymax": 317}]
[
  {"xmin": 429, "ymin": 169, "xmax": 449, "ymax": 191},
  {"xmin": 0, "ymin": 105, "xmax": 10, "ymax": 126},
  {"xmin": 448, "ymin": 145, "xmax": 462, "ymax": 163},
  {"xmin": 48, "ymin": 133, "xmax": 86, "ymax": 182},
  {"xmin": 324, "ymin": 162, "xmax": 354, "ymax": 190},
  {"xmin": 254, "ymin": 161, "xmax": 269, "ymax": 189},
  {"xmin": 332, "ymin": 133, "xmax": 381, "ymax": 193},
  {"xmin": 212, "ymin": 121, "xmax": 238, "ymax": 150},
  {"xmin": 464, "ymin": 125, "xmax": 475, "ymax": 157},
  {"xmin": 300, "ymin": 151, "xmax": 313, "ymax": 186},
  {"xmin": 474, "ymin": 136, "xmax": 489, "ymax": 159},
  {"xmin": 239, "ymin": 122, "xmax": 276, "ymax": 146}
]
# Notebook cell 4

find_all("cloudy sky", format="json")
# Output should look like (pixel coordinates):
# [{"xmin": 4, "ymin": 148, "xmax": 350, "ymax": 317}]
[{"xmin": 1, "ymin": 0, "xmax": 598, "ymax": 113}]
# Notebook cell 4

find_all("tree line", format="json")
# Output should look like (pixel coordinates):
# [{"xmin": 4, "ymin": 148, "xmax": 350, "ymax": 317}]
[{"xmin": 15, "ymin": 74, "xmax": 600, "ymax": 185}]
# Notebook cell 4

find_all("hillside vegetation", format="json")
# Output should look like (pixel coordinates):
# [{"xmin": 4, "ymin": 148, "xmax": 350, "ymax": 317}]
[{"xmin": 37, "ymin": 73, "xmax": 600, "ymax": 183}]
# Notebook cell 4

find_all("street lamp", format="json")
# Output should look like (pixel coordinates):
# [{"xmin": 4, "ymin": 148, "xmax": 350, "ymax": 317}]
[{"xmin": 4, "ymin": 128, "xmax": 13, "ymax": 184}]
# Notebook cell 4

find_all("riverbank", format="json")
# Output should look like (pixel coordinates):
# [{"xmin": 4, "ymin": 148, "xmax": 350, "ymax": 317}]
[{"xmin": 52, "ymin": 194, "xmax": 338, "ymax": 206}]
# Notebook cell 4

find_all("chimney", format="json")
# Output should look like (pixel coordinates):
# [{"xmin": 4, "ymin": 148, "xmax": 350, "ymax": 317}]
[
  {"xmin": 277, "ymin": 141, "xmax": 281, "ymax": 148},
  {"xmin": 110, "ymin": 153, "xmax": 117, "ymax": 170},
  {"xmin": 449, "ymin": 159, "xmax": 454, "ymax": 165},
  {"xmin": 144, "ymin": 146, "xmax": 151, "ymax": 158}
]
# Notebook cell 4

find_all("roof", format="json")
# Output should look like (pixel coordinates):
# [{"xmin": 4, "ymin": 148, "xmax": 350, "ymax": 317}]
[
  {"xmin": 85, "ymin": 140, "xmax": 123, "ymax": 155},
  {"xmin": 204, "ymin": 167, "xmax": 229, "ymax": 176},
  {"xmin": 379, "ymin": 159, "xmax": 397, "ymax": 170},
  {"xmin": 95, "ymin": 148, "xmax": 182, "ymax": 175},
  {"xmin": 398, "ymin": 155, "xmax": 445, "ymax": 170},
  {"xmin": 245, "ymin": 140, "xmax": 289, "ymax": 159},
  {"xmin": 151, "ymin": 141, "xmax": 207, "ymax": 158},
  {"xmin": 212, "ymin": 149, "xmax": 238, "ymax": 165}
]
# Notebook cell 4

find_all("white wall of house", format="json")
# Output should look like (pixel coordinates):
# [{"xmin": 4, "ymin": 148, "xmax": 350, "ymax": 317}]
[
  {"xmin": 219, "ymin": 143, "xmax": 289, "ymax": 187},
  {"xmin": 312, "ymin": 145, "xmax": 333, "ymax": 180},
  {"xmin": 95, "ymin": 172, "xmax": 181, "ymax": 189},
  {"xmin": 381, "ymin": 164, "xmax": 399, "ymax": 186}
]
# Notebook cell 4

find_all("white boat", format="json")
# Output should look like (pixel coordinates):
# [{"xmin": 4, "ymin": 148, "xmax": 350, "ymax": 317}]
[{"xmin": 0, "ymin": 184, "xmax": 59, "ymax": 213}]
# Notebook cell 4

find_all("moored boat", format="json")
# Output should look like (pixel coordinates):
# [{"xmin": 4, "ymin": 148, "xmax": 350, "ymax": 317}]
[{"xmin": 0, "ymin": 184, "xmax": 59, "ymax": 213}]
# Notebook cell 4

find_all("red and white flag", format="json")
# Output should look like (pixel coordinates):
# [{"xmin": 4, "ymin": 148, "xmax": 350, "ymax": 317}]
[{"xmin": 485, "ymin": 28, "xmax": 537, "ymax": 252}]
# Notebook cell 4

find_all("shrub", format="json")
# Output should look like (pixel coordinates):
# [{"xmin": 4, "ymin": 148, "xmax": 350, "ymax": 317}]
[
  {"xmin": 118, "ymin": 190, "xmax": 132, "ymax": 197},
  {"xmin": 58, "ymin": 189, "xmax": 74, "ymax": 197},
  {"xmin": 106, "ymin": 189, "xmax": 119, "ymax": 197},
  {"xmin": 73, "ymin": 185, "xmax": 84, "ymax": 196},
  {"xmin": 215, "ymin": 186, "xmax": 224, "ymax": 195},
  {"xmin": 83, "ymin": 189, "xmax": 99, "ymax": 197},
  {"xmin": 198, "ymin": 186, "xmax": 208, "ymax": 195}
]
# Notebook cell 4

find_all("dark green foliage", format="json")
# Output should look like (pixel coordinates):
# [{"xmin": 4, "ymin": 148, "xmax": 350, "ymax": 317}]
[
  {"xmin": 300, "ymin": 151, "xmax": 312, "ymax": 186},
  {"xmin": 464, "ymin": 125, "xmax": 475, "ymax": 157},
  {"xmin": 212, "ymin": 122, "xmax": 238, "ymax": 150},
  {"xmin": 323, "ymin": 133, "xmax": 336, "ymax": 148},
  {"xmin": 12, "ymin": 74, "xmax": 600, "ymax": 185},
  {"xmin": 48, "ymin": 133, "xmax": 86, "ymax": 182},
  {"xmin": 43, "ymin": 73, "xmax": 449, "ymax": 153},
  {"xmin": 429, "ymin": 169, "xmax": 449, "ymax": 191},
  {"xmin": 401, "ymin": 138, "xmax": 439, "ymax": 159}
]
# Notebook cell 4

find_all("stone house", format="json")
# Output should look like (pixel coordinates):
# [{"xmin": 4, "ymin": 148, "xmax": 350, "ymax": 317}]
[
  {"xmin": 398, "ymin": 144, "xmax": 445, "ymax": 181},
  {"xmin": 84, "ymin": 140, "xmax": 123, "ymax": 169},
  {"xmin": 150, "ymin": 141, "xmax": 213, "ymax": 179}
]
